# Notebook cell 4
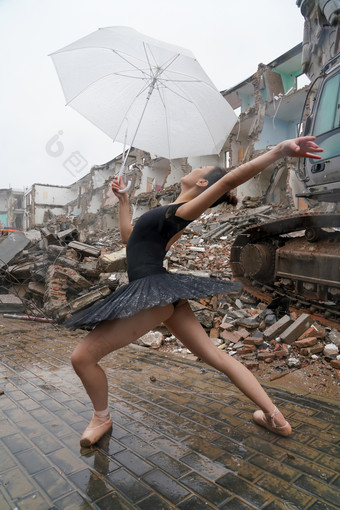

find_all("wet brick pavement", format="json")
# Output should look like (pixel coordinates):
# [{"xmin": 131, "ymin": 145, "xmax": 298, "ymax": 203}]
[{"xmin": 0, "ymin": 316, "xmax": 339, "ymax": 510}]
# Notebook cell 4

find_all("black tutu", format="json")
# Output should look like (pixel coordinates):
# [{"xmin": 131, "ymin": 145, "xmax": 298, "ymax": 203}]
[{"xmin": 64, "ymin": 273, "xmax": 242, "ymax": 329}]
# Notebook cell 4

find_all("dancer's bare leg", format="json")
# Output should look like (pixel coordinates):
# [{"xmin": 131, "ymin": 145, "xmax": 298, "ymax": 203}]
[
  {"xmin": 71, "ymin": 304, "xmax": 175, "ymax": 445},
  {"xmin": 164, "ymin": 302, "xmax": 291, "ymax": 434}
]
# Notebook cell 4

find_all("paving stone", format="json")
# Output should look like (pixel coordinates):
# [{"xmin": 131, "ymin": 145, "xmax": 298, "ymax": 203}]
[
  {"xmin": 16, "ymin": 492, "xmax": 52, "ymax": 510},
  {"xmin": 3, "ymin": 432, "xmax": 32, "ymax": 454},
  {"xmin": 150, "ymin": 436, "xmax": 189, "ymax": 458},
  {"xmin": 182, "ymin": 435, "xmax": 226, "ymax": 460},
  {"xmin": 249, "ymin": 452, "xmax": 299, "ymax": 482},
  {"xmin": 34, "ymin": 467, "xmax": 73, "ymax": 500},
  {"xmin": 1, "ymin": 467, "xmax": 36, "ymax": 499},
  {"xmin": 53, "ymin": 491, "xmax": 94, "ymax": 509},
  {"xmin": 179, "ymin": 471, "xmax": 230, "ymax": 505},
  {"xmin": 212, "ymin": 435, "xmax": 253, "ymax": 459},
  {"xmin": 15, "ymin": 448, "xmax": 50, "ymax": 475},
  {"xmin": 0, "ymin": 448, "xmax": 17, "ymax": 472},
  {"xmin": 217, "ymin": 472, "xmax": 271, "ymax": 507},
  {"xmin": 147, "ymin": 453, "xmax": 190, "ymax": 483},
  {"xmin": 180, "ymin": 452, "xmax": 229, "ymax": 481},
  {"xmin": 293, "ymin": 474, "xmax": 340, "ymax": 507},
  {"xmin": 94, "ymin": 491, "xmax": 135, "ymax": 509},
  {"xmin": 219, "ymin": 497, "xmax": 256, "ymax": 510},
  {"xmin": 113, "ymin": 450, "xmax": 154, "ymax": 476},
  {"xmin": 0, "ymin": 418, "xmax": 17, "ymax": 438},
  {"xmin": 30, "ymin": 432, "xmax": 63, "ymax": 454},
  {"xmin": 177, "ymin": 495, "xmax": 218, "ymax": 509},
  {"xmin": 69, "ymin": 468, "xmax": 113, "ymax": 502},
  {"xmin": 257, "ymin": 472, "xmax": 313, "ymax": 507},
  {"xmin": 81, "ymin": 450, "xmax": 120, "ymax": 476},
  {"xmin": 48, "ymin": 447, "xmax": 88, "ymax": 475},
  {"xmin": 142, "ymin": 469, "xmax": 190, "ymax": 505},
  {"xmin": 105, "ymin": 468, "xmax": 151, "ymax": 503},
  {"xmin": 306, "ymin": 502, "xmax": 339, "ymax": 510},
  {"xmin": 243, "ymin": 435, "xmax": 290, "ymax": 461},
  {"xmin": 0, "ymin": 492, "xmax": 11, "ymax": 510},
  {"xmin": 275, "ymin": 437, "xmax": 323, "ymax": 461},
  {"xmin": 136, "ymin": 493, "xmax": 175, "ymax": 510}
]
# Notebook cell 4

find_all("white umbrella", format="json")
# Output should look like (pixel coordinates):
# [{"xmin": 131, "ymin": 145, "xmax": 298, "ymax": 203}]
[{"xmin": 51, "ymin": 26, "xmax": 237, "ymax": 189}]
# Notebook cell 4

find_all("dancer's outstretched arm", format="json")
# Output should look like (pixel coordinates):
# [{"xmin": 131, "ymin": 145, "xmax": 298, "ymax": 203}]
[
  {"xmin": 112, "ymin": 176, "xmax": 133, "ymax": 244},
  {"xmin": 178, "ymin": 136, "xmax": 323, "ymax": 221}
]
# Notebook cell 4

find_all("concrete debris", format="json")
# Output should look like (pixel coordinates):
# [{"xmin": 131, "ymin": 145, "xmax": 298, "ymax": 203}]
[
  {"xmin": 68, "ymin": 241, "xmax": 101, "ymax": 258},
  {"xmin": 100, "ymin": 248, "xmax": 127, "ymax": 272},
  {"xmin": 135, "ymin": 331, "xmax": 163, "ymax": 349},
  {"xmin": 323, "ymin": 343, "xmax": 339, "ymax": 357},
  {"xmin": 287, "ymin": 357, "xmax": 301, "ymax": 368},
  {"xmin": 57, "ymin": 227, "xmax": 79, "ymax": 244},
  {"xmin": 263, "ymin": 315, "xmax": 293, "ymax": 341},
  {"xmin": 0, "ymin": 295, "xmax": 25, "ymax": 313},
  {"xmin": 328, "ymin": 329, "xmax": 340, "ymax": 347},
  {"xmin": 279, "ymin": 313, "xmax": 313, "ymax": 344},
  {"xmin": 0, "ymin": 232, "xmax": 31, "ymax": 269}
]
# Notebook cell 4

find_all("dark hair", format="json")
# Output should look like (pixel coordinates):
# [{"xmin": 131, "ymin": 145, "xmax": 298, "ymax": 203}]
[{"xmin": 203, "ymin": 166, "xmax": 238, "ymax": 208}]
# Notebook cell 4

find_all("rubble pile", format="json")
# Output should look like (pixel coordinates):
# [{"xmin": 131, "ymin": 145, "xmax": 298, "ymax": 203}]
[
  {"xmin": 0, "ymin": 200, "xmax": 339, "ymax": 390},
  {"xmin": 0, "ymin": 229, "xmax": 125, "ymax": 321}
]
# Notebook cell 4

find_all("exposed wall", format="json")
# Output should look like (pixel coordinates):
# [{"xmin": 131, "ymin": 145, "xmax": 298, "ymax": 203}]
[
  {"xmin": 25, "ymin": 184, "xmax": 78, "ymax": 228},
  {"xmin": 223, "ymin": 44, "xmax": 309, "ymax": 209},
  {"xmin": 0, "ymin": 189, "xmax": 25, "ymax": 229}
]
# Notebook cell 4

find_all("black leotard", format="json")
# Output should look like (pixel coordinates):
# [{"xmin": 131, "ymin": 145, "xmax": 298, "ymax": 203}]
[
  {"xmin": 126, "ymin": 203, "xmax": 190, "ymax": 281},
  {"xmin": 64, "ymin": 203, "xmax": 242, "ymax": 329}
]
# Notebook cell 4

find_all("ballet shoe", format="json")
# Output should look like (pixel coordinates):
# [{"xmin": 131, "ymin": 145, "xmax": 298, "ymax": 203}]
[
  {"xmin": 253, "ymin": 405, "xmax": 292, "ymax": 436},
  {"xmin": 80, "ymin": 415, "xmax": 113, "ymax": 447}
]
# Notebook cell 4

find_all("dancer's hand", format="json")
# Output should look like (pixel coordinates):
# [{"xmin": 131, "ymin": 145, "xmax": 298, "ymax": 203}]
[
  {"xmin": 112, "ymin": 176, "xmax": 129, "ymax": 201},
  {"xmin": 278, "ymin": 136, "xmax": 323, "ymax": 159}
]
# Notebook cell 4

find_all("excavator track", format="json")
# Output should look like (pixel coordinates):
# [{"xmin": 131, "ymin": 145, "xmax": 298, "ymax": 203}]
[{"xmin": 230, "ymin": 212, "xmax": 340, "ymax": 326}]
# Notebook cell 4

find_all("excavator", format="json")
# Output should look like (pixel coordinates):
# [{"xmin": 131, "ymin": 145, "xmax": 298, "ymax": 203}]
[{"xmin": 230, "ymin": 0, "xmax": 340, "ymax": 322}]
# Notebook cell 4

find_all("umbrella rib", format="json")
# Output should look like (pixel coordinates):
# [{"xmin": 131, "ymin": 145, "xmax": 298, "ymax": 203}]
[
  {"xmin": 154, "ymin": 83, "xmax": 172, "ymax": 157},
  {"xmin": 64, "ymin": 69, "xmax": 152, "ymax": 105},
  {"xmin": 160, "ymin": 80, "xmax": 221, "ymax": 153}
]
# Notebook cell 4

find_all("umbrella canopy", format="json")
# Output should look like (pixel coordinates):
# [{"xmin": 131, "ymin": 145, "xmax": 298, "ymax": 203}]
[{"xmin": 50, "ymin": 26, "xmax": 237, "ymax": 160}]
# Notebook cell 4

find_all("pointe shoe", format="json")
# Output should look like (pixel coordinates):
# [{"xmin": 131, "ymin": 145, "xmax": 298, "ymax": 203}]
[
  {"xmin": 253, "ymin": 406, "xmax": 292, "ymax": 436},
  {"xmin": 80, "ymin": 415, "xmax": 113, "ymax": 447}
]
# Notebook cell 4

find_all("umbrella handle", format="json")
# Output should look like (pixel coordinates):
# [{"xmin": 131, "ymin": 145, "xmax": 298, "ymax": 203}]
[
  {"xmin": 117, "ymin": 180, "xmax": 131, "ymax": 193},
  {"xmin": 117, "ymin": 163, "xmax": 131, "ymax": 193}
]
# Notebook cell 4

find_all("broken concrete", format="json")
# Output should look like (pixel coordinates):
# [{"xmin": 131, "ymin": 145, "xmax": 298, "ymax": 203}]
[
  {"xmin": 57, "ymin": 286, "xmax": 112, "ymax": 319},
  {"xmin": 0, "ymin": 232, "xmax": 30, "ymax": 269},
  {"xmin": 99, "ymin": 248, "xmax": 127, "ymax": 272},
  {"xmin": 68, "ymin": 241, "xmax": 101, "ymax": 258},
  {"xmin": 0, "ymin": 295, "xmax": 25, "ymax": 313},
  {"xmin": 279, "ymin": 313, "xmax": 313, "ymax": 344},
  {"xmin": 263, "ymin": 314, "xmax": 293, "ymax": 341}
]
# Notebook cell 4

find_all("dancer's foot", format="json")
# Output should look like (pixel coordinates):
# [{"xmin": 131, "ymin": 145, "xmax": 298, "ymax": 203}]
[
  {"xmin": 80, "ymin": 411, "xmax": 112, "ymax": 447},
  {"xmin": 253, "ymin": 405, "xmax": 292, "ymax": 436}
]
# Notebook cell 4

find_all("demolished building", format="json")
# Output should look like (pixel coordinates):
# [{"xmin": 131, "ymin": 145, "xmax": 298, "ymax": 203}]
[{"xmin": 222, "ymin": 43, "xmax": 311, "ymax": 210}]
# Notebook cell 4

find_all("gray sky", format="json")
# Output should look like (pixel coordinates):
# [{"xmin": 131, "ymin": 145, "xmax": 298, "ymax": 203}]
[{"xmin": 0, "ymin": 0, "xmax": 305, "ymax": 190}]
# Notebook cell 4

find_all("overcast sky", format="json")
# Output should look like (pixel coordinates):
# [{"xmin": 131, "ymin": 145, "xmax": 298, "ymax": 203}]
[{"xmin": 0, "ymin": 0, "xmax": 305, "ymax": 190}]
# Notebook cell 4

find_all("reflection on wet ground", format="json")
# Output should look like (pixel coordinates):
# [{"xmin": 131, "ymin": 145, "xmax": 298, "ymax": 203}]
[{"xmin": 0, "ymin": 316, "xmax": 339, "ymax": 509}]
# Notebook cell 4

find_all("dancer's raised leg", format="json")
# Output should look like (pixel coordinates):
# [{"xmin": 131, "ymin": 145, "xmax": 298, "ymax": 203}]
[{"xmin": 164, "ymin": 302, "xmax": 291, "ymax": 435}]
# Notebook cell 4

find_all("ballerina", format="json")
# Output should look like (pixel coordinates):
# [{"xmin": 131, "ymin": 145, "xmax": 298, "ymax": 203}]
[{"xmin": 66, "ymin": 136, "xmax": 323, "ymax": 446}]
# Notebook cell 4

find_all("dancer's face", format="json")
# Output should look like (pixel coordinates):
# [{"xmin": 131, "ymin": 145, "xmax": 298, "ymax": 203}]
[{"xmin": 181, "ymin": 166, "xmax": 214, "ymax": 189}]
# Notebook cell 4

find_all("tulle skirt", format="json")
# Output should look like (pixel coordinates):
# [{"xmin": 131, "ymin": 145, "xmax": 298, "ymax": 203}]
[{"xmin": 64, "ymin": 273, "xmax": 242, "ymax": 329}]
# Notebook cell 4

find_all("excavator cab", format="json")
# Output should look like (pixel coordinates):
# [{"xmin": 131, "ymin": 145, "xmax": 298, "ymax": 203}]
[{"xmin": 298, "ymin": 54, "xmax": 340, "ymax": 202}]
